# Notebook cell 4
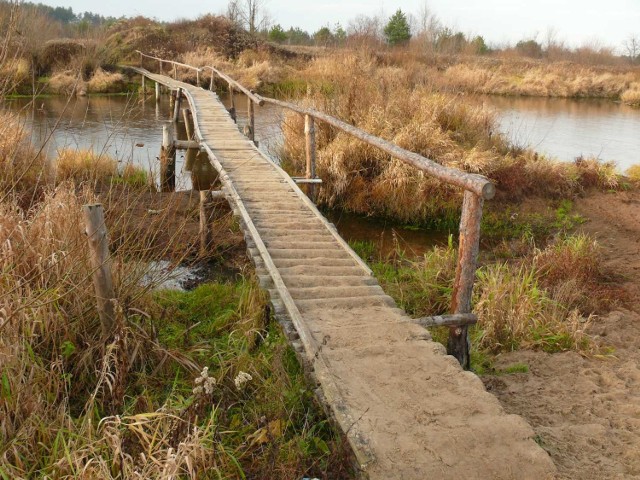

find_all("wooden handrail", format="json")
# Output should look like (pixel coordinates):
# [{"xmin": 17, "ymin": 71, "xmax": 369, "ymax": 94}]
[
  {"xmin": 136, "ymin": 50, "xmax": 203, "ymax": 72},
  {"xmin": 204, "ymin": 65, "xmax": 265, "ymax": 106},
  {"xmin": 255, "ymin": 96, "xmax": 495, "ymax": 200}
]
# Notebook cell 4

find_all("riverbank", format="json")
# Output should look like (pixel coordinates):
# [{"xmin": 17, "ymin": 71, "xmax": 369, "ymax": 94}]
[{"xmin": 483, "ymin": 190, "xmax": 640, "ymax": 479}]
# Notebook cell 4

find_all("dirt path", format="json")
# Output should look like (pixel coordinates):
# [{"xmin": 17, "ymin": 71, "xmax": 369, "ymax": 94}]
[{"xmin": 484, "ymin": 190, "xmax": 640, "ymax": 479}]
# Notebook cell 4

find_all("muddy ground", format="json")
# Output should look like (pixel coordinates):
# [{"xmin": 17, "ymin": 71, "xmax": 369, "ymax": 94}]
[{"xmin": 484, "ymin": 190, "xmax": 640, "ymax": 479}]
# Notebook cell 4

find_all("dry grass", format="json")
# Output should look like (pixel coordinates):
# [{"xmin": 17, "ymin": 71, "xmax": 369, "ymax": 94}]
[
  {"xmin": 48, "ymin": 70, "xmax": 85, "ymax": 95},
  {"xmin": 621, "ymin": 83, "xmax": 640, "ymax": 106},
  {"xmin": 86, "ymin": 68, "xmax": 125, "ymax": 93},
  {"xmin": 439, "ymin": 59, "xmax": 639, "ymax": 99},
  {"xmin": 55, "ymin": 148, "xmax": 118, "ymax": 183},
  {"xmin": 626, "ymin": 164, "xmax": 640, "ymax": 182},
  {"xmin": 280, "ymin": 52, "xmax": 622, "ymax": 225}
]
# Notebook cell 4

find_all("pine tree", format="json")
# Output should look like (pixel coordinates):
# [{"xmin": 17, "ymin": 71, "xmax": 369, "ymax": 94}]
[{"xmin": 384, "ymin": 9, "xmax": 411, "ymax": 46}]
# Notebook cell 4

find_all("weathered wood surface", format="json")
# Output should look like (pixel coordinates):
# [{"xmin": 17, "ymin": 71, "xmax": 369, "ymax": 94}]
[
  {"xmin": 83, "ymin": 203, "xmax": 115, "ymax": 338},
  {"xmin": 449, "ymin": 191, "xmax": 484, "ymax": 370},
  {"xmin": 124, "ymin": 66, "xmax": 556, "ymax": 480},
  {"xmin": 160, "ymin": 124, "xmax": 176, "ymax": 192}
]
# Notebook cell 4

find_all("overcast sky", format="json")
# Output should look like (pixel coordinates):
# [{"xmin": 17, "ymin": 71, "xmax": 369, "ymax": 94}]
[{"xmin": 38, "ymin": 0, "xmax": 640, "ymax": 48}]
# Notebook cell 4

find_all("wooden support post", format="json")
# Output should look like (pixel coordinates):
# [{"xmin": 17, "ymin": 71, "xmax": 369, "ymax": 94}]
[
  {"xmin": 155, "ymin": 81, "xmax": 160, "ymax": 103},
  {"xmin": 228, "ymin": 84, "xmax": 236, "ymax": 122},
  {"xmin": 182, "ymin": 108, "xmax": 197, "ymax": 172},
  {"xmin": 172, "ymin": 88, "xmax": 182, "ymax": 123},
  {"xmin": 196, "ymin": 69, "xmax": 200, "ymax": 87},
  {"xmin": 169, "ymin": 90, "xmax": 175, "ymax": 116},
  {"xmin": 141, "ymin": 74, "xmax": 146, "ymax": 95},
  {"xmin": 449, "ymin": 191, "xmax": 484, "ymax": 370},
  {"xmin": 173, "ymin": 64, "xmax": 177, "ymax": 79},
  {"xmin": 139, "ymin": 52, "xmax": 143, "ymax": 67},
  {"xmin": 160, "ymin": 124, "xmax": 176, "ymax": 192},
  {"xmin": 159, "ymin": 60, "xmax": 163, "ymax": 74},
  {"xmin": 82, "ymin": 203, "xmax": 115, "ymax": 339},
  {"xmin": 209, "ymin": 69, "xmax": 215, "ymax": 91},
  {"xmin": 182, "ymin": 108, "xmax": 194, "ymax": 139},
  {"xmin": 247, "ymin": 96, "xmax": 255, "ymax": 144},
  {"xmin": 199, "ymin": 190, "xmax": 212, "ymax": 256},
  {"xmin": 304, "ymin": 114, "xmax": 317, "ymax": 201}
]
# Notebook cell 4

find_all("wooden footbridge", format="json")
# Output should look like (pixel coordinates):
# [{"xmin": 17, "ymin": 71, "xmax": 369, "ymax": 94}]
[{"xmin": 124, "ymin": 53, "xmax": 556, "ymax": 479}]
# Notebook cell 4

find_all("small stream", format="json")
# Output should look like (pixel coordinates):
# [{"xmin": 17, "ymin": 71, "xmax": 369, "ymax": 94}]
[{"xmin": 4, "ymin": 91, "xmax": 639, "ymax": 258}]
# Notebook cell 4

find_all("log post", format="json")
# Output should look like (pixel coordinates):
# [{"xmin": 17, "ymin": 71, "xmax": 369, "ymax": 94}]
[
  {"xmin": 247, "ymin": 96, "xmax": 255, "ymax": 144},
  {"xmin": 159, "ymin": 60, "xmax": 163, "ymax": 74},
  {"xmin": 172, "ymin": 88, "xmax": 182, "ymax": 123},
  {"xmin": 228, "ymin": 83, "xmax": 237, "ymax": 123},
  {"xmin": 182, "ymin": 108, "xmax": 194, "ymax": 139},
  {"xmin": 82, "ymin": 203, "xmax": 115, "ymax": 339},
  {"xmin": 173, "ymin": 63, "xmax": 177, "ymax": 79},
  {"xmin": 209, "ymin": 68, "xmax": 215, "ymax": 91},
  {"xmin": 304, "ymin": 114, "xmax": 317, "ymax": 200},
  {"xmin": 141, "ymin": 74, "xmax": 146, "ymax": 95},
  {"xmin": 155, "ymin": 81, "xmax": 160, "ymax": 103},
  {"xmin": 160, "ymin": 124, "xmax": 176, "ymax": 192},
  {"xmin": 449, "ymin": 190, "xmax": 484, "ymax": 370},
  {"xmin": 199, "ymin": 190, "xmax": 212, "ymax": 256},
  {"xmin": 196, "ymin": 69, "xmax": 200, "ymax": 86},
  {"xmin": 183, "ymin": 108, "xmax": 197, "ymax": 172}
]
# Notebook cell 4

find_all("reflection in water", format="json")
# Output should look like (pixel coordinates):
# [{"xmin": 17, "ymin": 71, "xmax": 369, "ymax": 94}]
[{"xmin": 479, "ymin": 96, "xmax": 640, "ymax": 170}]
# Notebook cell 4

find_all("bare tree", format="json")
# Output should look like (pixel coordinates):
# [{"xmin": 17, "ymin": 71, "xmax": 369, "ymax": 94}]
[
  {"xmin": 226, "ymin": 0, "xmax": 270, "ymax": 35},
  {"xmin": 623, "ymin": 34, "xmax": 639, "ymax": 63},
  {"xmin": 415, "ymin": 1, "xmax": 441, "ymax": 54}
]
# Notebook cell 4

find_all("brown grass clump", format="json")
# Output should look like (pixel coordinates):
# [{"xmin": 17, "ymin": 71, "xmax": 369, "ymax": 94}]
[
  {"xmin": 55, "ymin": 148, "xmax": 117, "ymax": 183},
  {"xmin": 626, "ymin": 164, "xmax": 640, "ymax": 182},
  {"xmin": 48, "ymin": 70, "xmax": 85, "ymax": 95},
  {"xmin": 281, "ymin": 53, "xmax": 622, "ymax": 225},
  {"xmin": 86, "ymin": 68, "xmax": 125, "ymax": 93},
  {"xmin": 621, "ymin": 83, "xmax": 640, "ymax": 106},
  {"xmin": 437, "ymin": 57, "xmax": 640, "ymax": 99},
  {"xmin": 0, "ymin": 111, "xmax": 50, "ymax": 204}
]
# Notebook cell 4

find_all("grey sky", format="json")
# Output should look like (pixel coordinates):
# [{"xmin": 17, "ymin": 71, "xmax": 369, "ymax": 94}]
[{"xmin": 39, "ymin": 0, "xmax": 640, "ymax": 48}]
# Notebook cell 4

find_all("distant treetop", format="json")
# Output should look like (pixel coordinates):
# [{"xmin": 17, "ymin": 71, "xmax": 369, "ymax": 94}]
[{"xmin": 384, "ymin": 9, "xmax": 411, "ymax": 46}]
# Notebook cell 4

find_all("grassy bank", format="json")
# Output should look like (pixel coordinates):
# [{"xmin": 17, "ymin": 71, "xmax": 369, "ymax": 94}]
[{"xmin": 0, "ymin": 111, "xmax": 351, "ymax": 478}]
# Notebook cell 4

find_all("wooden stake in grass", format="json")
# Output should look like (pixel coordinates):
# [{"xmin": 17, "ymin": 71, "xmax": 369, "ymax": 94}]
[
  {"xmin": 160, "ymin": 124, "xmax": 176, "ymax": 192},
  {"xmin": 449, "ymin": 191, "xmax": 484, "ymax": 370},
  {"xmin": 83, "ymin": 203, "xmax": 115, "ymax": 339},
  {"xmin": 199, "ymin": 190, "xmax": 212, "ymax": 256}
]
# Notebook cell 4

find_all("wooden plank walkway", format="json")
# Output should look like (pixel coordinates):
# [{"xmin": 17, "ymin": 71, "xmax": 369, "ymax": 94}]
[{"xmin": 130, "ymin": 67, "xmax": 556, "ymax": 479}]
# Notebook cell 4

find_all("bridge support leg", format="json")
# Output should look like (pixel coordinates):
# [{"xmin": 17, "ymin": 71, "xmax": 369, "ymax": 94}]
[
  {"xmin": 155, "ymin": 81, "xmax": 160, "ymax": 103},
  {"xmin": 304, "ymin": 114, "xmax": 317, "ymax": 201},
  {"xmin": 141, "ymin": 75, "xmax": 146, "ymax": 95},
  {"xmin": 173, "ymin": 88, "xmax": 182, "ymax": 123},
  {"xmin": 449, "ymin": 191, "xmax": 484, "ymax": 370},
  {"xmin": 247, "ymin": 96, "xmax": 255, "ymax": 144},
  {"xmin": 199, "ymin": 190, "xmax": 212, "ymax": 256},
  {"xmin": 160, "ymin": 124, "xmax": 176, "ymax": 192},
  {"xmin": 228, "ymin": 84, "xmax": 237, "ymax": 123}
]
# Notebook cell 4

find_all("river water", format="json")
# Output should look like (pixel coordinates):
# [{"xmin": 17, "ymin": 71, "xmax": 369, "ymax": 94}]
[{"xmin": 4, "ymin": 92, "xmax": 639, "ymax": 256}]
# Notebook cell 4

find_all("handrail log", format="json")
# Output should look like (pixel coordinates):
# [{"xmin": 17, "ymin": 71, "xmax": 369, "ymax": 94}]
[
  {"xmin": 135, "ymin": 50, "xmax": 203, "ymax": 72},
  {"xmin": 204, "ymin": 65, "xmax": 265, "ymax": 106},
  {"xmin": 257, "ymin": 96, "xmax": 495, "ymax": 200},
  {"xmin": 413, "ymin": 313, "xmax": 477, "ymax": 328}
]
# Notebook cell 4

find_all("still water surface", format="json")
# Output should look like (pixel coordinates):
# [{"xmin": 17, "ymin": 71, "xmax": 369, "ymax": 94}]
[
  {"xmin": 5, "ymin": 92, "xmax": 639, "ymax": 255},
  {"xmin": 480, "ymin": 96, "xmax": 640, "ymax": 170}
]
